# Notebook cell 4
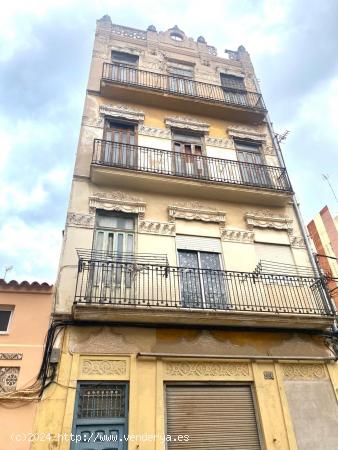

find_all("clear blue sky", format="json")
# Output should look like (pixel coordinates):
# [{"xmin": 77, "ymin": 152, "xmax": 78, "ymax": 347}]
[{"xmin": 0, "ymin": 0, "xmax": 338, "ymax": 282}]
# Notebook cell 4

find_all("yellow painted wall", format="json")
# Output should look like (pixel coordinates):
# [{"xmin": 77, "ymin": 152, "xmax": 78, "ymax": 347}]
[{"xmin": 32, "ymin": 326, "xmax": 338, "ymax": 450}]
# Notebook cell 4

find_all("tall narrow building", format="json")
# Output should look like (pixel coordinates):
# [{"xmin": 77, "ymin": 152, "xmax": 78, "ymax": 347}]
[{"xmin": 33, "ymin": 17, "xmax": 338, "ymax": 450}]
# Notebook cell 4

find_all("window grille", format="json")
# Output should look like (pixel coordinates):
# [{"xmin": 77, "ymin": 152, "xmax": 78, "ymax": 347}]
[{"xmin": 78, "ymin": 384, "xmax": 126, "ymax": 419}]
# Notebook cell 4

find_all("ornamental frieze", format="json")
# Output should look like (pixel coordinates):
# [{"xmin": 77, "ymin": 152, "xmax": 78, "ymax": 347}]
[
  {"xmin": 0, "ymin": 353, "xmax": 23, "ymax": 360},
  {"xmin": 205, "ymin": 136, "xmax": 233, "ymax": 148},
  {"xmin": 67, "ymin": 213, "xmax": 95, "ymax": 229},
  {"xmin": 289, "ymin": 235, "xmax": 306, "ymax": 249},
  {"xmin": 282, "ymin": 364, "xmax": 327, "ymax": 380},
  {"xmin": 81, "ymin": 359, "xmax": 127, "ymax": 376},
  {"xmin": 221, "ymin": 228, "xmax": 254, "ymax": 244},
  {"xmin": 165, "ymin": 361, "xmax": 250, "ymax": 377},
  {"xmin": 138, "ymin": 125, "xmax": 171, "ymax": 139},
  {"xmin": 138, "ymin": 220, "xmax": 176, "ymax": 236}
]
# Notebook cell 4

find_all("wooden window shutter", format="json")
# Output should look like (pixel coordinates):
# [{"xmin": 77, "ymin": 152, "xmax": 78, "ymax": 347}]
[{"xmin": 166, "ymin": 384, "xmax": 262, "ymax": 450}]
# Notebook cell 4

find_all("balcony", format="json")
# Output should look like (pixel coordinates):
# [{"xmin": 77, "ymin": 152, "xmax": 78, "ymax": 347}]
[
  {"xmin": 90, "ymin": 140, "xmax": 293, "ymax": 204},
  {"xmin": 100, "ymin": 63, "xmax": 267, "ymax": 121},
  {"xmin": 73, "ymin": 252, "xmax": 335, "ymax": 330}
]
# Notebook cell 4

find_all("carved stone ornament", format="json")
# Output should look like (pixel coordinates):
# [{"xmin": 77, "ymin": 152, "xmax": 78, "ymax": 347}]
[
  {"xmin": 205, "ymin": 136, "xmax": 233, "ymax": 149},
  {"xmin": 0, "ymin": 367, "xmax": 19, "ymax": 393},
  {"xmin": 89, "ymin": 192, "xmax": 146, "ymax": 219},
  {"xmin": 0, "ymin": 353, "xmax": 23, "ymax": 361},
  {"xmin": 245, "ymin": 210, "xmax": 293, "ymax": 233},
  {"xmin": 81, "ymin": 359, "xmax": 127, "ymax": 376},
  {"xmin": 168, "ymin": 202, "xmax": 226, "ymax": 226},
  {"xmin": 67, "ymin": 212, "xmax": 95, "ymax": 229},
  {"xmin": 221, "ymin": 228, "xmax": 254, "ymax": 244},
  {"xmin": 282, "ymin": 363, "xmax": 327, "ymax": 380},
  {"xmin": 227, "ymin": 126, "xmax": 266, "ymax": 142},
  {"xmin": 99, "ymin": 104, "xmax": 145, "ymax": 123},
  {"xmin": 138, "ymin": 220, "xmax": 176, "ymax": 236},
  {"xmin": 290, "ymin": 235, "xmax": 306, "ymax": 249},
  {"xmin": 165, "ymin": 116, "xmax": 210, "ymax": 133},
  {"xmin": 165, "ymin": 361, "xmax": 250, "ymax": 377},
  {"xmin": 138, "ymin": 125, "xmax": 171, "ymax": 139}
]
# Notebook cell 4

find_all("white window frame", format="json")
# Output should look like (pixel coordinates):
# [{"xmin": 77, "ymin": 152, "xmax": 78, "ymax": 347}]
[{"xmin": 0, "ymin": 306, "xmax": 14, "ymax": 334}]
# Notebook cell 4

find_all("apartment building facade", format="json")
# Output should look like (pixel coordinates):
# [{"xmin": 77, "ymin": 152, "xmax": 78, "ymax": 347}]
[{"xmin": 33, "ymin": 17, "xmax": 338, "ymax": 450}]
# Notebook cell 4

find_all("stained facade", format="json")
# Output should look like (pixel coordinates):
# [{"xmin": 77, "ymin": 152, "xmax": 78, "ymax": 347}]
[{"xmin": 32, "ymin": 18, "xmax": 338, "ymax": 450}]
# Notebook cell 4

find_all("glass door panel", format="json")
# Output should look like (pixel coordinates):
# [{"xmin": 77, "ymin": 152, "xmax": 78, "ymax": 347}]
[{"xmin": 178, "ymin": 251, "xmax": 203, "ymax": 308}]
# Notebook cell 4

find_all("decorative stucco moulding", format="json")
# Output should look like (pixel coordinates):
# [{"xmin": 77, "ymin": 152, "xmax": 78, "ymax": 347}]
[
  {"xmin": 221, "ymin": 228, "xmax": 255, "ymax": 244},
  {"xmin": 168, "ymin": 201, "xmax": 226, "ymax": 226},
  {"xmin": 99, "ymin": 104, "xmax": 145, "ymax": 123},
  {"xmin": 165, "ymin": 116, "xmax": 210, "ymax": 133},
  {"xmin": 138, "ymin": 125, "xmax": 171, "ymax": 139},
  {"xmin": 89, "ymin": 191, "xmax": 146, "ymax": 219},
  {"xmin": 245, "ymin": 210, "xmax": 293, "ymax": 233},
  {"xmin": 138, "ymin": 220, "xmax": 176, "ymax": 236},
  {"xmin": 227, "ymin": 125, "xmax": 266, "ymax": 142}
]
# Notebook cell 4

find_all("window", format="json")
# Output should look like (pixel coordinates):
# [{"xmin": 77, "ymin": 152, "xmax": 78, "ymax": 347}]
[
  {"xmin": 101, "ymin": 120, "xmax": 137, "ymax": 167},
  {"xmin": 255, "ymin": 242, "xmax": 296, "ymax": 274},
  {"xmin": 0, "ymin": 307, "xmax": 13, "ymax": 333},
  {"xmin": 93, "ymin": 211, "xmax": 135, "ymax": 256},
  {"xmin": 86, "ymin": 212, "xmax": 136, "ymax": 300},
  {"xmin": 111, "ymin": 51, "xmax": 138, "ymax": 84},
  {"xmin": 111, "ymin": 51, "xmax": 138, "ymax": 67},
  {"xmin": 178, "ymin": 249, "xmax": 226, "ymax": 309},
  {"xmin": 172, "ymin": 131, "xmax": 206, "ymax": 178},
  {"xmin": 220, "ymin": 73, "xmax": 247, "ymax": 106},
  {"xmin": 168, "ymin": 64, "xmax": 194, "ymax": 95},
  {"xmin": 72, "ymin": 382, "xmax": 129, "ymax": 449},
  {"xmin": 235, "ymin": 140, "xmax": 270, "ymax": 187}
]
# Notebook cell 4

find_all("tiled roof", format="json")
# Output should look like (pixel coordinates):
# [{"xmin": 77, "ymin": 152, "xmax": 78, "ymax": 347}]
[{"xmin": 0, "ymin": 279, "xmax": 53, "ymax": 292}]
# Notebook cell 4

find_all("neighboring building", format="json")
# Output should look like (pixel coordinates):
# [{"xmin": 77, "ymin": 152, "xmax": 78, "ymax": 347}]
[
  {"xmin": 308, "ymin": 205, "xmax": 338, "ymax": 307},
  {"xmin": 0, "ymin": 279, "xmax": 52, "ymax": 450},
  {"xmin": 33, "ymin": 18, "xmax": 338, "ymax": 450}
]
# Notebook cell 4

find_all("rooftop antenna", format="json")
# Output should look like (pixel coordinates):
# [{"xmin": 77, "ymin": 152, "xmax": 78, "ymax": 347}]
[
  {"xmin": 274, "ymin": 130, "xmax": 290, "ymax": 144},
  {"xmin": 322, "ymin": 174, "xmax": 338, "ymax": 205},
  {"xmin": 3, "ymin": 266, "xmax": 13, "ymax": 281}
]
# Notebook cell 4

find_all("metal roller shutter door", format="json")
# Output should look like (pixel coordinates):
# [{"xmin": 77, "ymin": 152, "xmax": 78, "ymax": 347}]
[{"xmin": 166, "ymin": 384, "xmax": 262, "ymax": 450}]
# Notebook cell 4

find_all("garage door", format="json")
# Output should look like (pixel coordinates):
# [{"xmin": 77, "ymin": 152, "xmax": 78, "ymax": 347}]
[{"xmin": 166, "ymin": 384, "xmax": 262, "ymax": 450}]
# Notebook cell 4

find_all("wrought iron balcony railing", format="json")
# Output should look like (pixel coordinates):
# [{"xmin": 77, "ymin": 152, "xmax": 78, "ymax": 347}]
[
  {"xmin": 102, "ymin": 63, "xmax": 266, "ymax": 112},
  {"xmin": 75, "ymin": 254, "xmax": 334, "ymax": 316},
  {"xmin": 92, "ymin": 139, "xmax": 292, "ymax": 192}
]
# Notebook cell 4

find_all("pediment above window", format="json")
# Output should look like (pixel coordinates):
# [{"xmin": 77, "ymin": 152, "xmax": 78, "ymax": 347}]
[
  {"xmin": 227, "ymin": 126, "xmax": 266, "ymax": 142},
  {"xmin": 99, "ymin": 104, "xmax": 145, "ymax": 123},
  {"xmin": 165, "ymin": 115, "xmax": 210, "ymax": 133},
  {"xmin": 89, "ymin": 191, "xmax": 146, "ymax": 218}
]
